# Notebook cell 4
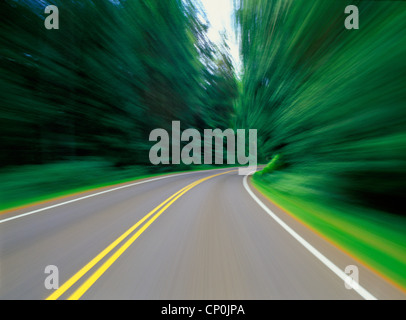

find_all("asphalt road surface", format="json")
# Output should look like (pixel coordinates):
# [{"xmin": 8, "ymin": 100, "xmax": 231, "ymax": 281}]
[{"xmin": 0, "ymin": 168, "xmax": 405, "ymax": 300}]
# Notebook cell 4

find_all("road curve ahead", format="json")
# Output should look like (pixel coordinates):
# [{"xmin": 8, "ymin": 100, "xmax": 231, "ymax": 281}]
[{"xmin": 0, "ymin": 168, "xmax": 404, "ymax": 300}]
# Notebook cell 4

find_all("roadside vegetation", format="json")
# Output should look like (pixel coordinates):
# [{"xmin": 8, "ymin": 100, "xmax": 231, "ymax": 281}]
[{"xmin": 235, "ymin": 0, "xmax": 406, "ymax": 289}]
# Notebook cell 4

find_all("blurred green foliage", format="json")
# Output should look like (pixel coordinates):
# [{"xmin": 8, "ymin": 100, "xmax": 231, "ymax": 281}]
[
  {"xmin": 0, "ymin": 0, "xmax": 239, "ymax": 208},
  {"xmin": 0, "ymin": 161, "xmax": 148, "ymax": 210},
  {"xmin": 0, "ymin": 0, "xmax": 238, "ymax": 167},
  {"xmin": 258, "ymin": 154, "xmax": 283, "ymax": 176},
  {"xmin": 235, "ymin": 0, "xmax": 406, "ymax": 215}
]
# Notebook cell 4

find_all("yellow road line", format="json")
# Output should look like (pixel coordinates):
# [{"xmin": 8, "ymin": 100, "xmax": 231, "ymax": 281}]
[
  {"xmin": 46, "ymin": 170, "xmax": 235, "ymax": 300},
  {"xmin": 46, "ymin": 180, "xmax": 198, "ymax": 300}
]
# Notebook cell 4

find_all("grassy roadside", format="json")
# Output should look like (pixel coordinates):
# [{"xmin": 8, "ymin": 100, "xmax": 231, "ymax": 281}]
[
  {"xmin": 251, "ymin": 174, "xmax": 406, "ymax": 292},
  {"xmin": 0, "ymin": 161, "xmax": 234, "ymax": 213}
]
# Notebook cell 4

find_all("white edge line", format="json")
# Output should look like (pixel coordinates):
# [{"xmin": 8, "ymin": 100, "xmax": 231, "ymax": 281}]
[
  {"xmin": 243, "ymin": 174, "xmax": 377, "ymax": 300},
  {"xmin": 0, "ymin": 168, "xmax": 232, "ymax": 224}
]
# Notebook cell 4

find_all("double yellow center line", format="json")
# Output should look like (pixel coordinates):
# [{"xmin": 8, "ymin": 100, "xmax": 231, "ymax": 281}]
[{"xmin": 46, "ymin": 170, "xmax": 235, "ymax": 300}]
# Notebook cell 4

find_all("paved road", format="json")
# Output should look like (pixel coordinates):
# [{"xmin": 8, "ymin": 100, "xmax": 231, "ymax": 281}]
[{"xmin": 0, "ymin": 168, "xmax": 404, "ymax": 299}]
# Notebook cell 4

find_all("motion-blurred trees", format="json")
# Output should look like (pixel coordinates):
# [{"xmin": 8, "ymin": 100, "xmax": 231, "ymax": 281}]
[
  {"xmin": 235, "ymin": 0, "xmax": 406, "ymax": 214},
  {"xmin": 0, "ymin": 0, "xmax": 238, "ymax": 167}
]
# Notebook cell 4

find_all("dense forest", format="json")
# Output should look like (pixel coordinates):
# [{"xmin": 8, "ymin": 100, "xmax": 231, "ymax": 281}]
[
  {"xmin": 0, "ymin": 0, "xmax": 238, "ymax": 168},
  {"xmin": 235, "ymin": 0, "xmax": 406, "ymax": 215},
  {"xmin": 1, "ymin": 0, "xmax": 406, "ymax": 217}
]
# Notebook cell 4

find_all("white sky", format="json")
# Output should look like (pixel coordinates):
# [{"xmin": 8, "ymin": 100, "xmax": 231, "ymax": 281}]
[{"xmin": 199, "ymin": 0, "xmax": 241, "ymax": 74}]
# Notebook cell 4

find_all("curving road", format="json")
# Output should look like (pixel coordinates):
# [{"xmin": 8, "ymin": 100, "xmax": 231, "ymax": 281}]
[{"xmin": 0, "ymin": 168, "xmax": 404, "ymax": 300}]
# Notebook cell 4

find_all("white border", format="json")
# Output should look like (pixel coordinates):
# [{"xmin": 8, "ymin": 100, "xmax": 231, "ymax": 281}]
[{"xmin": 243, "ymin": 175, "xmax": 377, "ymax": 300}]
